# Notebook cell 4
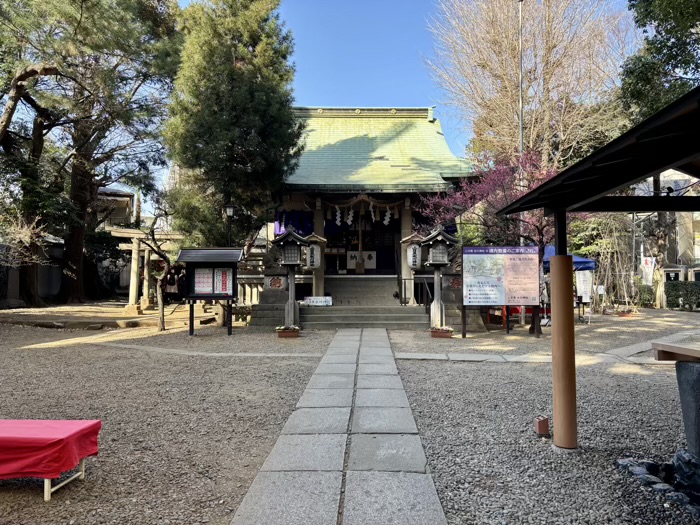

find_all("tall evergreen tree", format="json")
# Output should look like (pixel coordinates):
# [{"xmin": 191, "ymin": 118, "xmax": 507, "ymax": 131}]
[
  {"xmin": 621, "ymin": 0, "xmax": 700, "ymax": 122},
  {"xmin": 164, "ymin": 0, "xmax": 304, "ymax": 247}
]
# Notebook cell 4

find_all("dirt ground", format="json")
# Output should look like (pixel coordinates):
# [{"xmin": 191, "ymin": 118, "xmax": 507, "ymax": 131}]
[{"xmin": 0, "ymin": 324, "xmax": 328, "ymax": 525}]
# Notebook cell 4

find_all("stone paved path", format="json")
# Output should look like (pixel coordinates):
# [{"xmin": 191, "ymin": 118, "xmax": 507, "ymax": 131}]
[{"xmin": 231, "ymin": 328, "xmax": 446, "ymax": 525}]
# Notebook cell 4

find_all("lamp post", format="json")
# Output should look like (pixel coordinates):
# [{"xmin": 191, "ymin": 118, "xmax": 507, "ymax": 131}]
[
  {"xmin": 270, "ymin": 227, "xmax": 309, "ymax": 327},
  {"xmin": 518, "ymin": 0, "xmax": 526, "ymax": 326},
  {"xmin": 421, "ymin": 227, "xmax": 458, "ymax": 328},
  {"xmin": 224, "ymin": 203, "xmax": 235, "ymax": 247}
]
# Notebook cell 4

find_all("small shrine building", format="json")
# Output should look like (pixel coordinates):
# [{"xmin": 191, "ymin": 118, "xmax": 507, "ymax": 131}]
[{"xmin": 275, "ymin": 106, "xmax": 470, "ymax": 304}]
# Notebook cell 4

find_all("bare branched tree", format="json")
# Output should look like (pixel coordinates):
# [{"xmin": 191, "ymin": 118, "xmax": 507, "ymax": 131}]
[
  {"xmin": 430, "ymin": 0, "xmax": 638, "ymax": 168},
  {"xmin": 0, "ymin": 212, "xmax": 47, "ymax": 268}
]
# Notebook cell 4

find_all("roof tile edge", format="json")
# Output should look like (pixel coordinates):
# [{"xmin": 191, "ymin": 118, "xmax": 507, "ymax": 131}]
[{"xmin": 294, "ymin": 107, "xmax": 433, "ymax": 119}]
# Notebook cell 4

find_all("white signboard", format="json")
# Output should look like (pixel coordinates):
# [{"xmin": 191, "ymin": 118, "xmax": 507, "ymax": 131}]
[
  {"xmin": 462, "ymin": 247, "xmax": 539, "ymax": 306},
  {"xmin": 575, "ymin": 270, "xmax": 593, "ymax": 303},
  {"xmin": 641, "ymin": 257, "xmax": 655, "ymax": 286},
  {"xmin": 214, "ymin": 268, "xmax": 233, "ymax": 294},
  {"xmin": 304, "ymin": 296, "xmax": 333, "ymax": 306},
  {"xmin": 194, "ymin": 268, "xmax": 214, "ymax": 294},
  {"xmin": 347, "ymin": 251, "xmax": 376, "ymax": 270}
]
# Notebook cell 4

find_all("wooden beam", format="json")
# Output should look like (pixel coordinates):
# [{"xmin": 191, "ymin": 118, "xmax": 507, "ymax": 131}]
[{"xmin": 570, "ymin": 196, "xmax": 700, "ymax": 212}]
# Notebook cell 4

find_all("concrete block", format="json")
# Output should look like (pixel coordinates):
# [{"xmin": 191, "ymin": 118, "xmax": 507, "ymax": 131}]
[
  {"xmin": 357, "ymin": 375, "xmax": 404, "ymax": 390},
  {"xmin": 307, "ymin": 374, "xmax": 355, "ymax": 389},
  {"xmin": 320, "ymin": 355, "xmax": 357, "ymax": 364},
  {"xmin": 261, "ymin": 434, "xmax": 346, "ymax": 472},
  {"xmin": 314, "ymin": 363, "xmax": 357, "ymax": 375},
  {"xmin": 297, "ymin": 388, "xmax": 354, "ymax": 408},
  {"xmin": 355, "ymin": 389, "xmax": 410, "ymax": 408},
  {"xmin": 358, "ymin": 355, "xmax": 395, "ymax": 364},
  {"xmin": 281, "ymin": 408, "xmax": 351, "ymax": 434},
  {"xmin": 343, "ymin": 471, "xmax": 446, "ymax": 525},
  {"xmin": 351, "ymin": 407, "xmax": 418, "ymax": 434},
  {"xmin": 358, "ymin": 363, "xmax": 398, "ymax": 375},
  {"xmin": 348, "ymin": 434, "xmax": 427, "ymax": 473},
  {"xmin": 394, "ymin": 352, "xmax": 448, "ymax": 360},
  {"xmin": 232, "ymin": 471, "xmax": 341, "ymax": 525}
]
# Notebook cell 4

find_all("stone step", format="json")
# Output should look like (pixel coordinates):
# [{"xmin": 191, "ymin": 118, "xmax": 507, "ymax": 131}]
[
  {"xmin": 301, "ymin": 306, "xmax": 424, "ymax": 315},
  {"xmin": 303, "ymin": 321, "xmax": 430, "ymax": 330},
  {"xmin": 301, "ymin": 314, "xmax": 429, "ymax": 323}
]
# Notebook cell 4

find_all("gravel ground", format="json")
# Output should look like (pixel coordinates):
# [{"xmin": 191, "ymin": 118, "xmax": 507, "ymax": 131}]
[
  {"xmin": 390, "ymin": 308, "xmax": 700, "ymax": 356},
  {"xmin": 0, "ymin": 324, "xmax": 322, "ymax": 525},
  {"xmin": 4, "ymin": 324, "xmax": 333, "ymax": 356},
  {"xmin": 399, "ymin": 359, "xmax": 695, "ymax": 525}
]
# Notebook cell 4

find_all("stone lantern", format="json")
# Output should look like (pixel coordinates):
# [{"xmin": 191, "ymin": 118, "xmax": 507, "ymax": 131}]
[
  {"xmin": 421, "ymin": 227, "xmax": 458, "ymax": 327},
  {"xmin": 271, "ymin": 227, "xmax": 309, "ymax": 327}
]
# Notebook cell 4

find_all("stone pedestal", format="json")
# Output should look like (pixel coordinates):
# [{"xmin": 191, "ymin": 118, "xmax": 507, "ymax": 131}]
[
  {"xmin": 677, "ymin": 362, "xmax": 700, "ymax": 456},
  {"xmin": 124, "ymin": 304, "xmax": 142, "ymax": 316}
]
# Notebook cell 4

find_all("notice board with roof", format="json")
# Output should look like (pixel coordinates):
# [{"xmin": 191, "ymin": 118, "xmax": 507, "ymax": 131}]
[{"xmin": 175, "ymin": 248, "xmax": 244, "ymax": 336}]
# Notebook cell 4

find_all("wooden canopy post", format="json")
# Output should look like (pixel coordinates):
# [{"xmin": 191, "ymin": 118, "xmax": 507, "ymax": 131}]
[{"xmin": 551, "ymin": 210, "xmax": 577, "ymax": 449}]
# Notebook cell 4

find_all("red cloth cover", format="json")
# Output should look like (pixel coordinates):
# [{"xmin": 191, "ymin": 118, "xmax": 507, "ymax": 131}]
[{"xmin": 0, "ymin": 420, "xmax": 102, "ymax": 479}]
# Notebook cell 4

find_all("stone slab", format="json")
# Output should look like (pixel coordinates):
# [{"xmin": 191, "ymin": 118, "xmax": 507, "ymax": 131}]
[
  {"xmin": 348, "ymin": 434, "xmax": 427, "ymax": 473},
  {"xmin": 281, "ymin": 408, "xmax": 351, "ymax": 434},
  {"xmin": 297, "ymin": 388, "xmax": 354, "ymax": 408},
  {"xmin": 351, "ymin": 407, "xmax": 418, "ymax": 434},
  {"xmin": 343, "ymin": 471, "xmax": 447, "ymax": 525},
  {"xmin": 358, "ymin": 355, "xmax": 395, "ymax": 364},
  {"xmin": 394, "ymin": 352, "xmax": 448, "ymax": 360},
  {"xmin": 448, "ymin": 353, "xmax": 505, "ymax": 362},
  {"xmin": 261, "ymin": 434, "xmax": 346, "ymax": 471},
  {"xmin": 307, "ymin": 374, "xmax": 355, "ymax": 389},
  {"xmin": 320, "ymin": 355, "xmax": 357, "ymax": 364},
  {"xmin": 359, "ymin": 348, "xmax": 393, "ymax": 356},
  {"xmin": 325, "ymin": 347, "xmax": 359, "ymax": 355},
  {"xmin": 232, "ymin": 471, "xmax": 342, "ymax": 525},
  {"xmin": 358, "ymin": 363, "xmax": 398, "ymax": 375},
  {"xmin": 503, "ymin": 355, "xmax": 552, "ymax": 363},
  {"xmin": 356, "ymin": 374, "xmax": 404, "ymax": 390},
  {"xmin": 314, "ymin": 363, "xmax": 357, "ymax": 375},
  {"xmin": 355, "ymin": 389, "xmax": 410, "ymax": 408}
]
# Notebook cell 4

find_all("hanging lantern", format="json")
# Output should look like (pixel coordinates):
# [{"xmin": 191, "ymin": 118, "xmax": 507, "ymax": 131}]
[
  {"xmin": 306, "ymin": 243, "xmax": 322, "ymax": 269},
  {"xmin": 407, "ymin": 243, "xmax": 421, "ymax": 270},
  {"xmin": 271, "ymin": 226, "xmax": 309, "ymax": 266}
]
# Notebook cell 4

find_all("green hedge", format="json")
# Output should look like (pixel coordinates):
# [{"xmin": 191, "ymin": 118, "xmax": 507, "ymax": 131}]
[
  {"xmin": 665, "ymin": 281, "xmax": 700, "ymax": 310},
  {"xmin": 638, "ymin": 284, "xmax": 654, "ymax": 308}
]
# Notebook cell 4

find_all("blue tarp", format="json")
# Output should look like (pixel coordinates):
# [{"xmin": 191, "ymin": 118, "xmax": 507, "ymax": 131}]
[{"xmin": 543, "ymin": 245, "xmax": 597, "ymax": 272}]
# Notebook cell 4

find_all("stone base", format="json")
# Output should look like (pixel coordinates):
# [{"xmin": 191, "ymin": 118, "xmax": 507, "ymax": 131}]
[
  {"xmin": 0, "ymin": 299, "xmax": 26, "ymax": 309},
  {"xmin": 124, "ymin": 304, "xmax": 143, "ymax": 316},
  {"xmin": 674, "ymin": 449, "xmax": 700, "ymax": 496}
]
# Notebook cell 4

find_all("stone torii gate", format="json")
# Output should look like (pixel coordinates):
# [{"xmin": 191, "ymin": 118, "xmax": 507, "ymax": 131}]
[{"xmin": 108, "ymin": 228, "xmax": 184, "ymax": 315}]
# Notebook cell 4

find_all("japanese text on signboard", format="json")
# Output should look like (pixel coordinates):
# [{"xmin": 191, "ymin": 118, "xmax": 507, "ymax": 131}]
[{"xmin": 462, "ymin": 247, "xmax": 539, "ymax": 306}]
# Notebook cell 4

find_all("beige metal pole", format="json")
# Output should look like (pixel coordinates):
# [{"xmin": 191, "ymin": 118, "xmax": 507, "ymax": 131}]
[{"xmin": 550, "ymin": 255, "xmax": 577, "ymax": 449}]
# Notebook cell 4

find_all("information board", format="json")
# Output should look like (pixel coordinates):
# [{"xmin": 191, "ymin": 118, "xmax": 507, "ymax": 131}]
[
  {"xmin": 463, "ymin": 247, "xmax": 539, "ymax": 306},
  {"xmin": 575, "ymin": 270, "xmax": 593, "ymax": 303},
  {"xmin": 214, "ymin": 268, "xmax": 233, "ymax": 294},
  {"xmin": 304, "ymin": 296, "xmax": 333, "ymax": 306},
  {"xmin": 194, "ymin": 268, "xmax": 214, "ymax": 294}
]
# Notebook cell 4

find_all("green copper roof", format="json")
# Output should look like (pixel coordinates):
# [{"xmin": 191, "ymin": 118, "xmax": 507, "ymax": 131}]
[{"xmin": 286, "ymin": 107, "xmax": 470, "ymax": 193}]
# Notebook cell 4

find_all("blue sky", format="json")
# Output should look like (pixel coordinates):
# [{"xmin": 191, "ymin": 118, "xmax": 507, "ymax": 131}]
[
  {"xmin": 177, "ymin": 0, "xmax": 467, "ymax": 155},
  {"xmin": 277, "ymin": 0, "xmax": 466, "ymax": 155}
]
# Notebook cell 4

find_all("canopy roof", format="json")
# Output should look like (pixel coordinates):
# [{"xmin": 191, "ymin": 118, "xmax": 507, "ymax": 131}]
[
  {"xmin": 498, "ymin": 86, "xmax": 700, "ymax": 216},
  {"xmin": 286, "ymin": 107, "xmax": 470, "ymax": 193},
  {"xmin": 543, "ymin": 246, "xmax": 596, "ymax": 272},
  {"xmin": 176, "ymin": 248, "xmax": 244, "ymax": 263}
]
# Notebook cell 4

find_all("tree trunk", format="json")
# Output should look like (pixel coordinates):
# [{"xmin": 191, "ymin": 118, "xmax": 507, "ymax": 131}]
[
  {"xmin": 0, "ymin": 64, "xmax": 59, "ymax": 143},
  {"xmin": 156, "ymin": 277, "xmax": 165, "ymax": 331}
]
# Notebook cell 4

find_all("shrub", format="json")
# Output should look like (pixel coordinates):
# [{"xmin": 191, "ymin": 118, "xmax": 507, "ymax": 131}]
[
  {"xmin": 638, "ymin": 284, "xmax": 654, "ymax": 308},
  {"xmin": 665, "ymin": 281, "xmax": 700, "ymax": 310}
]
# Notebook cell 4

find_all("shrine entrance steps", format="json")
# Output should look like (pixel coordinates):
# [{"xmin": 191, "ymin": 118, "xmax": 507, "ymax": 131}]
[{"xmin": 300, "ymin": 306, "xmax": 429, "ymax": 330}]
